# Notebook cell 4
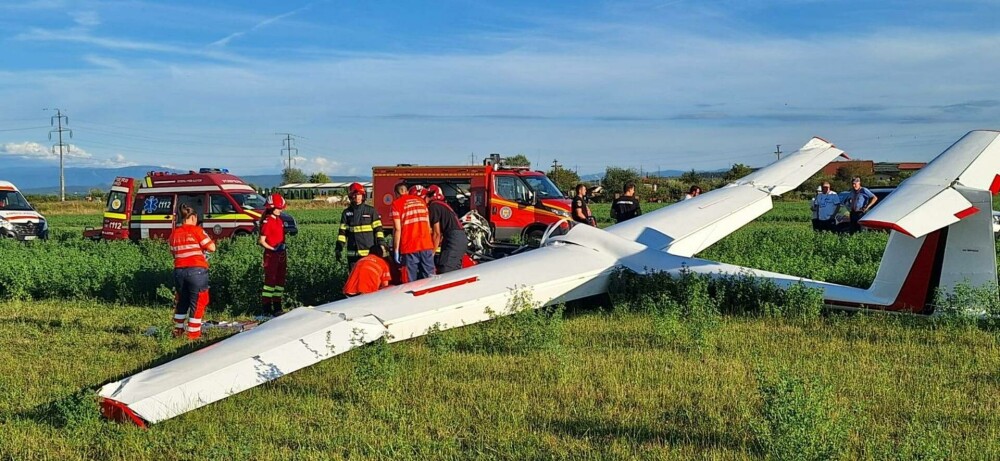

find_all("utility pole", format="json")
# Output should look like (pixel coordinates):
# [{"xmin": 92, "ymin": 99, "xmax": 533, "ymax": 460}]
[
  {"xmin": 551, "ymin": 159, "xmax": 562, "ymax": 171},
  {"xmin": 45, "ymin": 108, "xmax": 72, "ymax": 201},
  {"xmin": 470, "ymin": 152, "xmax": 475, "ymax": 165},
  {"xmin": 275, "ymin": 133, "xmax": 301, "ymax": 171},
  {"xmin": 774, "ymin": 144, "xmax": 783, "ymax": 161}
]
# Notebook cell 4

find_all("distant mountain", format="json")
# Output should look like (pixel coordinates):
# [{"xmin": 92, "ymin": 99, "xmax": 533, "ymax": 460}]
[
  {"xmin": 2, "ymin": 164, "xmax": 184, "ymax": 193},
  {"xmin": 0, "ymin": 161, "xmax": 371, "ymax": 193}
]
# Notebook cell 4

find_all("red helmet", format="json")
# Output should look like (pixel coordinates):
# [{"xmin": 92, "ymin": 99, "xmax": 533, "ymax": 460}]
[
  {"xmin": 408, "ymin": 185, "xmax": 426, "ymax": 198},
  {"xmin": 267, "ymin": 193, "xmax": 287, "ymax": 210},
  {"xmin": 426, "ymin": 184, "xmax": 445, "ymax": 201},
  {"xmin": 348, "ymin": 182, "xmax": 366, "ymax": 198}
]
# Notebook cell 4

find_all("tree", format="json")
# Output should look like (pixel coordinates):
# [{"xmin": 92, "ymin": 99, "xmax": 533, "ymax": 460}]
[
  {"xmin": 282, "ymin": 167, "xmax": 308, "ymax": 185},
  {"xmin": 308, "ymin": 172, "xmax": 330, "ymax": 183},
  {"xmin": 505, "ymin": 154, "xmax": 531, "ymax": 167},
  {"xmin": 601, "ymin": 167, "xmax": 641, "ymax": 201},
  {"xmin": 680, "ymin": 169, "xmax": 702, "ymax": 186},
  {"xmin": 723, "ymin": 163, "xmax": 754, "ymax": 182},
  {"xmin": 547, "ymin": 167, "xmax": 581, "ymax": 196}
]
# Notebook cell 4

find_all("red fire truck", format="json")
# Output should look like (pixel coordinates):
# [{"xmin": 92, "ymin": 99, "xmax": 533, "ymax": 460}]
[
  {"xmin": 84, "ymin": 168, "xmax": 270, "ymax": 241},
  {"xmin": 372, "ymin": 155, "xmax": 572, "ymax": 245}
]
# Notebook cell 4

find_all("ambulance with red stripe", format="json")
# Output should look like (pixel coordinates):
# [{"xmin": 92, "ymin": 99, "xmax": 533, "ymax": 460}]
[
  {"xmin": 84, "ymin": 168, "xmax": 266, "ymax": 241},
  {"xmin": 0, "ymin": 181, "xmax": 48, "ymax": 241},
  {"xmin": 372, "ymin": 155, "xmax": 572, "ymax": 244}
]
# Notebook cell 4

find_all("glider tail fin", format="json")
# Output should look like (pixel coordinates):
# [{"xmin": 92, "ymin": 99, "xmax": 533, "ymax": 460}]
[{"xmin": 863, "ymin": 185, "xmax": 997, "ymax": 314}]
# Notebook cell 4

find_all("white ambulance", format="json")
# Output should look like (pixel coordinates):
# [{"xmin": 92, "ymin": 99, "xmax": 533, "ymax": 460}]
[{"xmin": 0, "ymin": 181, "xmax": 48, "ymax": 240}]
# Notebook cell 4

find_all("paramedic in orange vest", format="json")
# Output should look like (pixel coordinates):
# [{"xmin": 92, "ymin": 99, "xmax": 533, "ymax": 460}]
[
  {"xmin": 390, "ymin": 183, "xmax": 436, "ymax": 281},
  {"xmin": 343, "ymin": 244, "xmax": 392, "ymax": 296},
  {"xmin": 169, "ymin": 204, "xmax": 216, "ymax": 339},
  {"xmin": 258, "ymin": 193, "xmax": 288, "ymax": 316}
]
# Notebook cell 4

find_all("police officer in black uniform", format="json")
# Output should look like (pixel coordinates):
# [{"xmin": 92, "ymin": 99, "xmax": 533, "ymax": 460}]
[
  {"xmin": 611, "ymin": 182, "xmax": 642, "ymax": 223},
  {"xmin": 571, "ymin": 183, "xmax": 596, "ymax": 226},
  {"xmin": 336, "ymin": 183, "xmax": 385, "ymax": 269}
]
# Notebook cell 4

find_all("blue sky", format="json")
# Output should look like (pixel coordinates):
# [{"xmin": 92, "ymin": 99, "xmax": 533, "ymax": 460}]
[{"xmin": 1, "ymin": 0, "xmax": 998, "ymax": 176}]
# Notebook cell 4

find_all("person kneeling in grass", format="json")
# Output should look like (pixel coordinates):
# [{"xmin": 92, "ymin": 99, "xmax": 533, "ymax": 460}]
[{"xmin": 343, "ymin": 244, "xmax": 392, "ymax": 297}]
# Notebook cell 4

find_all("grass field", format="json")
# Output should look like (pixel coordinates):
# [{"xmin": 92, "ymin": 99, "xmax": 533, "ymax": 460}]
[
  {"xmin": 2, "ymin": 200, "xmax": 998, "ymax": 460},
  {"xmin": 1, "ymin": 301, "xmax": 997, "ymax": 460}
]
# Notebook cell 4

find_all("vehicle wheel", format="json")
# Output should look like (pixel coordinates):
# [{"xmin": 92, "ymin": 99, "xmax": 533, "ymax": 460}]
[
  {"xmin": 523, "ymin": 228, "xmax": 545, "ymax": 247},
  {"xmin": 233, "ymin": 230, "xmax": 250, "ymax": 238}
]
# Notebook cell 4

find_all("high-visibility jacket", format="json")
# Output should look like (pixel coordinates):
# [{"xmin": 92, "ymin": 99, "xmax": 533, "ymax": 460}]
[
  {"xmin": 336, "ymin": 203, "xmax": 384, "ymax": 258},
  {"xmin": 169, "ymin": 224, "xmax": 212, "ymax": 269},
  {"xmin": 390, "ymin": 195, "xmax": 434, "ymax": 254}
]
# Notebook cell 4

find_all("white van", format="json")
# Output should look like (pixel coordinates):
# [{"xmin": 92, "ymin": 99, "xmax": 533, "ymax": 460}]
[{"xmin": 0, "ymin": 181, "xmax": 48, "ymax": 240}]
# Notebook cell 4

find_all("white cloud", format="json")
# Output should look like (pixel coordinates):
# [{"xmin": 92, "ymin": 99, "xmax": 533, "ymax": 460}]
[
  {"xmin": 1, "ymin": 142, "xmax": 136, "ymax": 167},
  {"xmin": 71, "ymin": 10, "xmax": 100, "ymax": 27},
  {"xmin": 2, "ymin": 141, "xmax": 92, "ymax": 160}
]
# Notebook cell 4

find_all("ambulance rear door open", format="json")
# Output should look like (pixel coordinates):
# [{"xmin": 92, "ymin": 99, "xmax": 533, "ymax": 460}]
[{"xmin": 131, "ymin": 192, "xmax": 176, "ymax": 240}]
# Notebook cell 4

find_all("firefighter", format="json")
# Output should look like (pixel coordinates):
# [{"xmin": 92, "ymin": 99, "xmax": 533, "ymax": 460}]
[
  {"xmin": 343, "ymin": 244, "xmax": 392, "ymax": 296},
  {"xmin": 168, "ymin": 204, "xmax": 216, "ymax": 339},
  {"xmin": 425, "ymin": 185, "xmax": 468, "ymax": 274},
  {"xmin": 258, "ymin": 193, "xmax": 287, "ymax": 316},
  {"xmin": 335, "ymin": 182, "xmax": 384, "ymax": 269},
  {"xmin": 390, "ymin": 183, "xmax": 435, "ymax": 281}
]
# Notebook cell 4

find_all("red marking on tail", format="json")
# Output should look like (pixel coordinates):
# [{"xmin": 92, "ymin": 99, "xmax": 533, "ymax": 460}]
[
  {"xmin": 990, "ymin": 174, "xmax": 1000, "ymax": 195},
  {"xmin": 954, "ymin": 206, "xmax": 980, "ymax": 220}
]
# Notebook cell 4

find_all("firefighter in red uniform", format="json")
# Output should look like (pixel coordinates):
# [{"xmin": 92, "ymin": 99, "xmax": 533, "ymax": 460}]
[
  {"xmin": 391, "ymin": 183, "xmax": 436, "ymax": 281},
  {"xmin": 343, "ymin": 244, "xmax": 392, "ymax": 296},
  {"xmin": 169, "ymin": 204, "xmax": 216, "ymax": 339},
  {"xmin": 258, "ymin": 193, "xmax": 287, "ymax": 316}
]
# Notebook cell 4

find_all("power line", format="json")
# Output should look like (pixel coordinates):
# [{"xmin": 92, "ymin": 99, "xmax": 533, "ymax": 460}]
[
  {"xmin": 45, "ymin": 108, "xmax": 72, "ymax": 201},
  {"xmin": 0, "ymin": 125, "xmax": 48, "ymax": 132}
]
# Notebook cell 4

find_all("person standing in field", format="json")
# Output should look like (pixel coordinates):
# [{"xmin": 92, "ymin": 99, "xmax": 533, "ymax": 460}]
[
  {"xmin": 572, "ymin": 183, "xmax": 596, "ymax": 226},
  {"xmin": 810, "ymin": 182, "xmax": 842, "ymax": 232},
  {"xmin": 847, "ymin": 177, "xmax": 877, "ymax": 233},
  {"xmin": 336, "ymin": 182, "xmax": 384, "ymax": 270},
  {"xmin": 684, "ymin": 185, "xmax": 701, "ymax": 200},
  {"xmin": 424, "ymin": 184, "xmax": 468, "ymax": 273},
  {"xmin": 391, "ymin": 183, "xmax": 436, "ymax": 281},
  {"xmin": 258, "ymin": 193, "xmax": 288, "ymax": 316},
  {"xmin": 343, "ymin": 244, "xmax": 392, "ymax": 296},
  {"xmin": 611, "ymin": 182, "xmax": 642, "ymax": 223},
  {"xmin": 168, "ymin": 203, "xmax": 216, "ymax": 339}
]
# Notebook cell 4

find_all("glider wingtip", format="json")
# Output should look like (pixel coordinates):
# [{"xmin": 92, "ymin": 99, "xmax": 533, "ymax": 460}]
[{"xmin": 99, "ymin": 397, "xmax": 148, "ymax": 429}]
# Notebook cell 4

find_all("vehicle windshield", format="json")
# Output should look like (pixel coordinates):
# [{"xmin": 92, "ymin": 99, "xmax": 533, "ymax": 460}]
[
  {"xmin": 521, "ymin": 175, "xmax": 565, "ymax": 199},
  {"xmin": 231, "ymin": 193, "xmax": 267, "ymax": 210},
  {"xmin": 0, "ymin": 190, "xmax": 35, "ymax": 212}
]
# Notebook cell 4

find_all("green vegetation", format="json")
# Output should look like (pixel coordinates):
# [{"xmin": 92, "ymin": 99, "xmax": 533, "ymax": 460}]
[
  {"xmin": 2, "ymin": 201, "xmax": 998, "ymax": 459},
  {"xmin": 1, "ymin": 299, "xmax": 997, "ymax": 459}
]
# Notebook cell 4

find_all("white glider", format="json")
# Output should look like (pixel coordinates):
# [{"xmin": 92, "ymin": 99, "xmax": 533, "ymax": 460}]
[{"xmin": 99, "ymin": 131, "xmax": 1000, "ymax": 427}]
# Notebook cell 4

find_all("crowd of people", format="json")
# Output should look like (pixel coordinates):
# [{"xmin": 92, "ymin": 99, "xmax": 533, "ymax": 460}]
[
  {"xmin": 810, "ymin": 177, "xmax": 877, "ymax": 233},
  {"xmin": 166, "ymin": 180, "xmax": 705, "ymax": 339}
]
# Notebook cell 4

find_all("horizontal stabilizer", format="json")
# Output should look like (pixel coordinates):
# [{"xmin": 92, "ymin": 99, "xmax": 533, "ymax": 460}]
[
  {"xmin": 607, "ymin": 137, "xmax": 846, "ymax": 256},
  {"xmin": 861, "ymin": 130, "xmax": 1000, "ymax": 238}
]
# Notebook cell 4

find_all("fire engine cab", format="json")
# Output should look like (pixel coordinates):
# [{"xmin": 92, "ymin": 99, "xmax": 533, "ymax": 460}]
[
  {"xmin": 84, "ymin": 168, "xmax": 268, "ymax": 241},
  {"xmin": 372, "ymin": 155, "xmax": 572, "ymax": 245}
]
